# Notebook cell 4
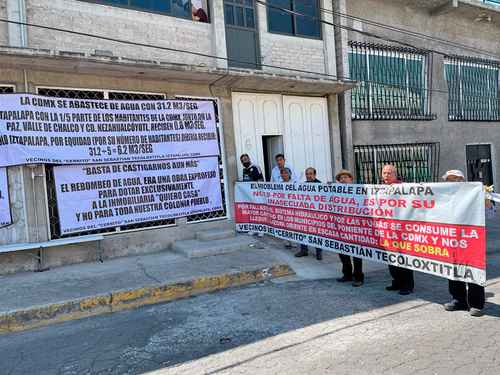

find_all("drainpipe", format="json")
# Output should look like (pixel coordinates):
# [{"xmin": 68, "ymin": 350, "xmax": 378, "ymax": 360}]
[{"xmin": 7, "ymin": 0, "xmax": 28, "ymax": 47}]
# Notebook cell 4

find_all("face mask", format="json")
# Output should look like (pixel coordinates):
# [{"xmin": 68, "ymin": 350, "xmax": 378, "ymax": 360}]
[{"xmin": 242, "ymin": 161, "xmax": 251, "ymax": 168}]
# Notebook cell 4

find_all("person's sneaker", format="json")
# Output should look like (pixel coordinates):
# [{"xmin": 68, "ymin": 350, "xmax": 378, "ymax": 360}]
[
  {"xmin": 385, "ymin": 284, "xmax": 399, "ymax": 291},
  {"xmin": 399, "ymin": 289, "xmax": 413, "ymax": 296},
  {"xmin": 470, "ymin": 308, "xmax": 483, "ymax": 317},
  {"xmin": 294, "ymin": 250, "xmax": 308, "ymax": 257},
  {"xmin": 336, "ymin": 276, "xmax": 353, "ymax": 282},
  {"xmin": 444, "ymin": 299, "xmax": 467, "ymax": 311},
  {"xmin": 352, "ymin": 280, "xmax": 364, "ymax": 287},
  {"xmin": 316, "ymin": 251, "xmax": 323, "ymax": 261}
]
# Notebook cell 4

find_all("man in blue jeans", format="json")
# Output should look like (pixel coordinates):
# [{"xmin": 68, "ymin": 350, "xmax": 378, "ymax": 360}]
[{"xmin": 295, "ymin": 167, "xmax": 323, "ymax": 261}]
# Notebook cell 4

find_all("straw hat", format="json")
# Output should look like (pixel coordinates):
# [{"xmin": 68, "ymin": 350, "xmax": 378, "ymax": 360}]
[{"xmin": 335, "ymin": 169, "xmax": 353, "ymax": 182}]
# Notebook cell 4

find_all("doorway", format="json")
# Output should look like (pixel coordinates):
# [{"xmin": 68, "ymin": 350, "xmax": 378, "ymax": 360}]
[
  {"xmin": 224, "ymin": 0, "xmax": 260, "ymax": 69},
  {"xmin": 466, "ymin": 144, "xmax": 494, "ymax": 186},
  {"xmin": 262, "ymin": 135, "xmax": 284, "ymax": 180}
]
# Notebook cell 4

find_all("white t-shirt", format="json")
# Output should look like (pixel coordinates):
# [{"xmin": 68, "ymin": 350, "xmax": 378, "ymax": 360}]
[{"xmin": 271, "ymin": 164, "xmax": 299, "ymax": 182}]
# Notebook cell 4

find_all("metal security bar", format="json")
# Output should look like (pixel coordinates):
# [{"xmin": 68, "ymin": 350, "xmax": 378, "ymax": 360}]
[
  {"xmin": 0, "ymin": 86, "xmax": 14, "ymax": 94},
  {"xmin": 354, "ymin": 143, "xmax": 440, "ymax": 184},
  {"xmin": 38, "ymin": 87, "xmax": 178, "ymax": 240},
  {"xmin": 348, "ymin": 41, "xmax": 435, "ymax": 121},
  {"xmin": 445, "ymin": 55, "xmax": 500, "ymax": 121},
  {"xmin": 175, "ymin": 96, "xmax": 228, "ymax": 223}
]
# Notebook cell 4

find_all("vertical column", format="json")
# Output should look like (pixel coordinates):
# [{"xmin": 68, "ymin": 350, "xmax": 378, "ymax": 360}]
[
  {"xmin": 211, "ymin": 0, "xmax": 228, "ymax": 69},
  {"xmin": 6, "ymin": 0, "xmax": 28, "ymax": 47},
  {"xmin": 321, "ymin": 0, "xmax": 337, "ymax": 76},
  {"xmin": 333, "ymin": 0, "xmax": 354, "ymax": 171}
]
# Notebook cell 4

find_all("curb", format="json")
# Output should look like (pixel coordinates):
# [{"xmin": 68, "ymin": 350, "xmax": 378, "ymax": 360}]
[{"xmin": 0, "ymin": 264, "xmax": 294, "ymax": 335}]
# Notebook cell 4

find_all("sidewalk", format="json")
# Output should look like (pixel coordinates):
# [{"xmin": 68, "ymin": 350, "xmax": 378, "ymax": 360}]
[
  {"xmin": 1, "ymin": 219, "xmax": 499, "ymax": 336},
  {"xmin": 0, "ymin": 241, "xmax": 293, "ymax": 334}
]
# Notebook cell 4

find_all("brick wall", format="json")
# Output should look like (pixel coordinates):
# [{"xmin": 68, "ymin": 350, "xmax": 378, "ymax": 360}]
[{"xmin": 25, "ymin": 0, "xmax": 215, "ymax": 66}]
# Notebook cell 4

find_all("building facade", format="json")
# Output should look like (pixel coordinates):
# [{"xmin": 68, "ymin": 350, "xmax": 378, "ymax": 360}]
[
  {"xmin": 0, "ymin": 0, "xmax": 352, "ymax": 274},
  {"xmin": 336, "ymin": 0, "xmax": 500, "ymax": 185}
]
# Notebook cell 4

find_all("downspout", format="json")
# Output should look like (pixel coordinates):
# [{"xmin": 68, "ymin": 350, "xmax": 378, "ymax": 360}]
[{"xmin": 7, "ymin": 0, "xmax": 28, "ymax": 47}]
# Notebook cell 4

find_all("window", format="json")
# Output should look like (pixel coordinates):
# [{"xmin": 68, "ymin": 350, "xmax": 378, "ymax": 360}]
[
  {"xmin": 83, "ymin": 0, "xmax": 210, "ymax": 22},
  {"xmin": 267, "ymin": 0, "xmax": 321, "ymax": 39},
  {"xmin": 354, "ymin": 143, "xmax": 441, "ymax": 184},
  {"xmin": 445, "ymin": 55, "xmax": 500, "ymax": 121},
  {"xmin": 348, "ymin": 42, "xmax": 435, "ymax": 121}
]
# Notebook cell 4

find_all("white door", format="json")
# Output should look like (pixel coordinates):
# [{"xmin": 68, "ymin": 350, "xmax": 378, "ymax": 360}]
[
  {"xmin": 232, "ymin": 93, "xmax": 332, "ymax": 182},
  {"xmin": 283, "ymin": 96, "xmax": 332, "ymax": 183}
]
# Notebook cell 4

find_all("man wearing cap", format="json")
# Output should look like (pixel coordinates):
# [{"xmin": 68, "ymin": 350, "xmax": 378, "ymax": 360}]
[
  {"xmin": 442, "ymin": 169, "xmax": 493, "ymax": 317},
  {"xmin": 240, "ymin": 154, "xmax": 264, "ymax": 182},
  {"xmin": 295, "ymin": 167, "xmax": 323, "ymax": 260},
  {"xmin": 335, "ymin": 169, "xmax": 364, "ymax": 286},
  {"xmin": 382, "ymin": 164, "xmax": 415, "ymax": 295}
]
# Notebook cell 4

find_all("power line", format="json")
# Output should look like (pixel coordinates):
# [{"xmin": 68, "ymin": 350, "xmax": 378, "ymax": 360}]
[
  {"xmin": 317, "ymin": 4, "xmax": 500, "ymax": 60},
  {"xmin": 0, "ymin": 17, "xmax": 453, "ymax": 95},
  {"xmin": 255, "ymin": 0, "xmax": 500, "ymax": 62}
]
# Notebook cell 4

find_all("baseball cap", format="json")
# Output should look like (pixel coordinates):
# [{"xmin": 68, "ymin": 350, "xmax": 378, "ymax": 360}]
[{"xmin": 442, "ymin": 170, "xmax": 465, "ymax": 180}]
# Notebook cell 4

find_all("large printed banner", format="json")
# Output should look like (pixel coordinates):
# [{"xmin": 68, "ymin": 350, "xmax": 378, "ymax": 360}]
[
  {"xmin": 54, "ymin": 157, "xmax": 222, "ymax": 234},
  {"xmin": 235, "ymin": 182, "xmax": 487, "ymax": 285},
  {"xmin": 0, "ymin": 94, "xmax": 218, "ymax": 167},
  {"xmin": 0, "ymin": 167, "xmax": 11, "ymax": 227}
]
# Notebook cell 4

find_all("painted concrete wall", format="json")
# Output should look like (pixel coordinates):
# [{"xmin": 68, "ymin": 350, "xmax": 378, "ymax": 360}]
[
  {"xmin": 0, "ymin": 69, "xmax": 237, "ymax": 274},
  {"xmin": 345, "ymin": 0, "xmax": 500, "ymax": 182}
]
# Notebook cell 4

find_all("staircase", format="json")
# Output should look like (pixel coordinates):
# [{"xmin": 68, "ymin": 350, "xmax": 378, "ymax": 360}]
[{"xmin": 172, "ymin": 228, "xmax": 259, "ymax": 258}]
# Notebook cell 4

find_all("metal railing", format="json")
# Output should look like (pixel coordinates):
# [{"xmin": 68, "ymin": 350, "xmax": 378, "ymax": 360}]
[
  {"xmin": 348, "ymin": 41, "xmax": 436, "ymax": 121},
  {"xmin": 444, "ymin": 55, "xmax": 500, "ymax": 121},
  {"xmin": 354, "ymin": 143, "xmax": 440, "ymax": 184}
]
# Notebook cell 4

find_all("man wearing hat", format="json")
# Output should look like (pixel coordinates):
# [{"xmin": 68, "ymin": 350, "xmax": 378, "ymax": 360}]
[
  {"xmin": 442, "ymin": 169, "xmax": 493, "ymax": 317},
  {"xmin": 335, "ymin": 169, "xmax": 364, "ymax": 287}
]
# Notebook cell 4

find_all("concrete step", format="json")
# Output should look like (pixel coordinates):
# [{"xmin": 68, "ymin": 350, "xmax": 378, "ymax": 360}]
[
  {"xmin": 173, "ymin": 235, "xmax": 257, "ymax": 258},
  {"xmin": 196, "ymin": 228, "xmax": 236, "ymax": 241}
]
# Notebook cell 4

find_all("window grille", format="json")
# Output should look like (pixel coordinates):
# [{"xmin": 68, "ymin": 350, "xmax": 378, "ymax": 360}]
[
  {"xmin": 354, "ymin": 143, "xmax": 440, "ymax": 184},
  {"xmin": 37, "ymin": 87, "xmax": 179, "ymax": 240},
  {"xmin": 175, "ymin": 96, "xmax": 228, "ymax": 223},
  {"xmin": 348, "ymin": 42, "xmax": 435, "ymax": 121},
  {"xmin": 0, "ymin": 86, "xmax": 14, "ymax": 94},
  {"xmin": 445, "ymin": 55, "xmax": 500, "ymax": 121}
]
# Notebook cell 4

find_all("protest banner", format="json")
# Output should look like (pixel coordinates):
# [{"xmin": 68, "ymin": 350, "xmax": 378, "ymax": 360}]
[
  {"xmin": 0, "ymin": 167, "xmax": 11, "ymax": 227},
  {"xmin": 235, "ymin": 182, "xmax": 486, "ymax": 285},
  {"xmin": 0, "ymin": 94, "xmax": 218, "ymax": 167},
  {"xmin": 54, "ymin": 157, "xmax": 222, "ymax": 235}
]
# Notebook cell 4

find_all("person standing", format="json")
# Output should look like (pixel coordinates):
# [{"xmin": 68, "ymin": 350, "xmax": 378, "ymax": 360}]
[
  {"xmin": 295, "ymin": 167, "xmax": 323, "ymax": 261},
  {"xmin": 442, "ymin": 169, "xmax": 492, "ymax": 317},
  {"xmin": 335, "ymin": 169, "xmax": 364, "ymax": 287},
  {"xmin": 271, "ymin": 154, "xmax": 299, "ymax": 182},
  {"xmin": 382, "ymin": 164, "xmax": 415, "ymax": 295},
  {"xmin": 240, "ymin": 154, "xmax": 264, "ymax": 182}
]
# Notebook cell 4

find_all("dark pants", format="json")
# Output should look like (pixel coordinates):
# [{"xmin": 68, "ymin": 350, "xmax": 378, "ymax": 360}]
[
  {"xmin": 300, "ymin": 244, "xmax": 322, "ymax": 256},
  {"xmin": 339, "ymin": 254, "xmax": 364, "ymax": 282},
  {"xmin": 388, "ymin": 265, "xmax": 414, "ymax": 291},
  {"xmin": 449, "ymin": 280, "xmax": 485, "ymax": 309}
]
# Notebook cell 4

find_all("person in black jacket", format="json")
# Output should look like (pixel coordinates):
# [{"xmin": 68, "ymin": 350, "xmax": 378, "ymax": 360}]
[
  {"xmin": 295, "ymin": 167, "xmax": 323, "ymax": 260},
  {"xmin": 240, "ymin": 154, "xmax": 264, "ymax": 182},
  {"xmin": 335, "ymin": 169, "xmax": 364, "ymax": 287}
]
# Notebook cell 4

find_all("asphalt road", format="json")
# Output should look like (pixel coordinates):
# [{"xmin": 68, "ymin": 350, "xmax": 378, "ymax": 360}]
[{"xmin": 1, "ymin": 252, "xmax": 500, "ymax": 375}]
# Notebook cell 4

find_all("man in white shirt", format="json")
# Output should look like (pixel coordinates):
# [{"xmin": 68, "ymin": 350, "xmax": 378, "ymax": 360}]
[{"xmin": 271, "ymin": 154, "xmax": 299, "ymax": 182}]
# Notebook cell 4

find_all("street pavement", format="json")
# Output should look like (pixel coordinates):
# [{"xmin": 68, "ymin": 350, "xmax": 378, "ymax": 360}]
[{"xmin": 1, "ymin": 246, "xmax": 500, "ymax": 375}]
